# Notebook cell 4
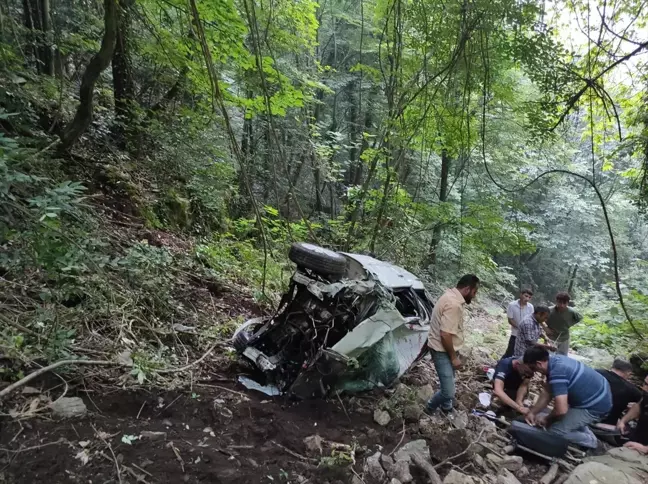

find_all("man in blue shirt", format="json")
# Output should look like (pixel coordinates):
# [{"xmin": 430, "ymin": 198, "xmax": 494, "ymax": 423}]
[{"xmin": 523, "ymin": 346, "xmax": 612, "ymax": 448}]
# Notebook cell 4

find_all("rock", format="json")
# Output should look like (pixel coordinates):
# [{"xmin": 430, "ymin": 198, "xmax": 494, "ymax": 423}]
[
  {"xmin": 21, "ymin": 386, "xmax": 40, "ymax": 395},
  {"xmin": 51, "ymin": 397, "xmax": 87, "ymax": 418},
  {"xmin": 364, "ymin": 452, "xmax": 386, "ymax": 482},
  {"xmin": 162, "ymin": 419, "xmax": 173, "ymax": 427},
  {"xmin": 374, "ymin": 409, "xmax": 391, "ymax": 426},
  {"xmin": 496, "ymin": 469, "xmax": 521, "ymax": 484},
  {"xmin": 564, "ymin": 461, "xmax": 643, "ymax": 484},
  {"xmin": 390, "ymin": 480, "xmax": 403, "ymax": 484},
  {"xmin": 303, "ymin": 435, "xmax": 323, "ymax": 454},
  {"xmin": 569, "ymin": 447, "xmax": 648, "ymax": 483},
  {"xmin": 473, "ymin": 454, "xmax": 486, "ymax": 469},
  {"xmin": 351, "ymin": 476, "xmax": 363, "ymax": 484},
  {"xmin": 486, "ymin": 453, "xmax": 503, "ymax": 465},
  {"xmin": 380, "ymin": 454, "xmax": 395, "ymax": 474},
  {"xmin": 389, "ymin": 460, "xmax": 413, "ymax": 483},
  {"xmin": 443, "ymin": 469, "xmax": 481, "ymax": 484},
  {"xmin": 500, "ymin": 455, "xmax": 523, "ymax": 472},
  {"xmin": 576, "ymin": 347, "xmax": 614, "ymax": 368},
  {"xmin": 140, "ymin": 431, "xmax": 167, "ymax": 441},
  {"xmin": 416, "ymin": 384, "xmax": 434, "ymax": 403},
  {"xmin": 394, "ymin": 439, "xmax": 430, "ymax": 463},
  {"xmin": 516, "ymin": 466, "xmax": 529, "ymax": 479},
  {"xmin": 452, "ymin": 410, "xmax": 468, "ymax": 430},
  {"xmin": 403, "ymin": 404, "xmax": 423, "ymax": 423}
]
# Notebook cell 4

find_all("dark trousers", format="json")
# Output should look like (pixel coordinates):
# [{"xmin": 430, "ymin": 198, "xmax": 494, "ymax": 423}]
[{"xmin": 502, "ymin": 335, "xmax": 516, "ymax": 358}]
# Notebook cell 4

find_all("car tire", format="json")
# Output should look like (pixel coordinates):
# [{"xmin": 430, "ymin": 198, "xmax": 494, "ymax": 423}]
[{"xmin": 288, "ymin": 243, "xmax": 348, "ymax": 278}]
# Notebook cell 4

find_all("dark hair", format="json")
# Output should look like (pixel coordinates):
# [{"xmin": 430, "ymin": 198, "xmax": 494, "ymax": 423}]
[
  {"xmin": 556, "ymin": 292, "xmax": 571, "ymax": 303},
  {"xmin": 521, "ymin": 287, "xmax": 533, "ymax": 296},
  {"xmin": 523, "ymin": 346, "xmax": 550, "ymax": 365},
  {"xmin": 534, "ymin": 305, "xmax": 549, "ymax": 315},
  {"xmin": 456, "ymin": 274, "xmax": 480, "ymax": 289},
  {"xmin": 612, "ymin": 358, "xmax": 633, "ymax": 373}
]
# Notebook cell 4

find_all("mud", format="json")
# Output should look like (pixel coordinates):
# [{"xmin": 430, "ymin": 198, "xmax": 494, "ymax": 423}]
[{"xmin": 0, "ymin": 384, "xmax": 401, "ymax": 484}]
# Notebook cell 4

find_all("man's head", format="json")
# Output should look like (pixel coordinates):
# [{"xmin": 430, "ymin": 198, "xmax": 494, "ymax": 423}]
[
  {"xmin": 523, "ymin": 346, "xmax": 550, "ymax": 374},
  {"xmin": 456, "ymin": 274, "xmax": 480, "ymax": 304},
  {"xmin": 555, "ymin": 292, "xmax": 571, "ymax": 311},
  {"xmin": 520, "ymin": 288, "xmax": 533, "ymax": 305},
  {"xmin": 533, "ymin": 305, "xmax": 550, "ymax": 323},
  {"xmin": 512, "ymin": 358, "xmax": 533, "ymax": 378},
  {"xmin": 610, "ymin": 358, "xmax": 633, "ymax": 380}
]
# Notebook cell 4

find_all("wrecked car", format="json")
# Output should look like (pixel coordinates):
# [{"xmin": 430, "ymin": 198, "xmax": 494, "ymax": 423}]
[{"xmin": 233, "ymin": 243, "xmax": 434, "ymax": 398}]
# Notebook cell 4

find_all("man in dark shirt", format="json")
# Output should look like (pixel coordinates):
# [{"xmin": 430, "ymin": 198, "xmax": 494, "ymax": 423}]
[
  {"xmin": 618, "ymin": 374, "xmax": 648, "ymax": 454},
  {"xmin": 492, "ymin": 356, "xmax": 532, "ymax": 414},
  {"xmin": 596, "ymin": 359, "xmax": 643, "ymax": 425}
]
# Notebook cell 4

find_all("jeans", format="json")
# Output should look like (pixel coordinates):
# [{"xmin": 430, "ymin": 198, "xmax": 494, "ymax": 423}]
[
  {"xmin": 426, "ymin": 350, "xmax": 455, "ymax": 412},
  {"xmin": 502, "ymin": 335, "xmax": 516, "ymax": 358},
  {"xmin": 555, "ymin": 337, "xmax": 570, "ymax": 355},
  {"xmin": 547, "ymin": 407, "xmax": 602, "ymax": 448}
]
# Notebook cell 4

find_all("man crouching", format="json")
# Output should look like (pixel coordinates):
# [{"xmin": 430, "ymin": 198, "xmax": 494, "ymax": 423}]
[
  {"xmin": 523, "ymin": 346, "xmax": 612, "ymax": 449},
  {"xmin": 492, "ymin": 356, "xmax": 532, "ymax": 415}
]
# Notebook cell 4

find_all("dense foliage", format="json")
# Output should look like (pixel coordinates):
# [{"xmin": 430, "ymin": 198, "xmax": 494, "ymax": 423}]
[{"xmin": 1, "ymin": 0, "xmax": 648, "ymax": 375}]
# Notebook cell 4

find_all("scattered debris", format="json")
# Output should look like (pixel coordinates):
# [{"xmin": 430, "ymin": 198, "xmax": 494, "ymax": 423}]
[
  {"xmin": 393, "ymin": 439, "xmax": 430, "ymax": 463},
  {"xmin": 140, "ymin": 431, "xmax": 167, "ymax": 441},
  {"xmin": 237, "ymin": 376, "xmax": 281, "ymax": 396},
  {"xmin": 303, "ymin": 435, "xmax": 323, "ymax": 455},
  {"xmin": 374, "ymin": 409, "xmax": 391, "ymax": 426},
  {"xmin": 364, "ymin": 451, "xmax": 386, "ymax": 482},
  {"xmin": 496, "ymin": 469, "xmax": 522, "ymax": 484},
  {"xmin": 51, "ymin": 397, "xmax": 87, "ymax": 418},
  {"xmin": 443, "ymin": 469, "xmax": 482, "ymax": 484}
]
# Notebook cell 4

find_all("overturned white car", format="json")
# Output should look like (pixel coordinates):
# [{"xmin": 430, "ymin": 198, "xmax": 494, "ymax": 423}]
[{"xmin": 233, "ymin": 243, "xmax": 434, "ymax": 398}]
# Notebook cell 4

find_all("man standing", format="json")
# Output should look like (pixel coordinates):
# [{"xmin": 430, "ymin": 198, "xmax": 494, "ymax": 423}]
[
  {"xmin": 596, "ymin": 359, "xmax": 643, "ymax": 425},
  {"xmin": 503, "ymin": 289, "xmax": 534, "ymax": 358},
  {"xmin": 492, "ymin": 356, "xmax": 532, "ymax": 414},
  {"xmin": 426, "ymin": 274, "xmax": 480, "ymax": 415},
  {"xmin": 513, "ymin": 306, "xmax": 553, "ymax": 357},
  {"xmin": 523, "ymin": 347, "xmax": 612, "ymax": 448},
  {"xmin": 546, "ymin": 292, "xmax": 582, "ymax": 355}
]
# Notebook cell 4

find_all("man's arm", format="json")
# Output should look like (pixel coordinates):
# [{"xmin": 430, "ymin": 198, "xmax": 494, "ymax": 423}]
[
  {"xmin": 526, "ymin": 383, "xmax": 552, "ymax": 425},
  {"xmin": 506, "ymin": 303, "xmax": 517, "ymax": 329},
  {"xmin": 544, "ymin": 394, "xmax": 568, "ymax": 426},
  {"xmin": 493, "ymin": 379, "xmax": 526, "ymax": 414},
  {"xmin": 618, "ymin": 398, "xmax": 643, "ymax": 433},
  {"xmin": 515, "ymin": 379, "xmax": 530, "ymax": 410},
  {"xmin": 569, "ymin": 309, "xmax": 583, "ymax": 327}
]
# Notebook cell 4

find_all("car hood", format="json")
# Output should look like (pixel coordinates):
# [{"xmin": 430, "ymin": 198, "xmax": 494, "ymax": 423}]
[{"xmin": 342, "ymin": 253, "xmax": 425, "ymax": 290}]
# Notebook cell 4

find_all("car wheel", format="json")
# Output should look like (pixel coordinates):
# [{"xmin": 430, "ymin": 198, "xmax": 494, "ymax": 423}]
[{"xmin": 288, "ymin": 243, "xmax": 348, "ymax": 278}]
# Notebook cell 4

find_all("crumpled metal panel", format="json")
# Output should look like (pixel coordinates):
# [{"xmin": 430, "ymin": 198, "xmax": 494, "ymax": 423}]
[
  {"xmin": 292, "ymin": 271, "xmax": 376, "ymax": 301},
  {"xmin": 342, "ymin": 253, "xmax": 425, "ymax": 290}
]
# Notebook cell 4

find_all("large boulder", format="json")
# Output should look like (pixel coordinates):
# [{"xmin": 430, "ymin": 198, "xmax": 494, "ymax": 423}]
[
  {"xmin": 565, "ymin": 447, "xmax": 648, "ymax": 484},
  {"xmin": 393, "ymin": 439, "xmax": 430, "ymax": 463}
]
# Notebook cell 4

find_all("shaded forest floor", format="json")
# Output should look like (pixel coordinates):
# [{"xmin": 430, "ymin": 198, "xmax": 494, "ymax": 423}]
[{"xmin": 0, "ymin": 273, "xmax": 551, "ymax": 484}]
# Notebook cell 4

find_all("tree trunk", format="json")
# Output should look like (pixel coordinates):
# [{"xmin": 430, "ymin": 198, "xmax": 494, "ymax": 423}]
[
  {"xmin": 112, "ymin": 0, "xmax": 135, "ymax": 147},
  {"xmin": 427, "ymin": 148, "xmax": 451, "ymax": 266},
  {"xmin": 59, "ymin": 0, "xmax": 117, "ymax": 151},
  {"xmin": 22, "ymin": 0, "xmax": 53, "ymax": 75},
  {"xmin": 567, "ymin": 264, "xmax": 578, "ymax": 295}
]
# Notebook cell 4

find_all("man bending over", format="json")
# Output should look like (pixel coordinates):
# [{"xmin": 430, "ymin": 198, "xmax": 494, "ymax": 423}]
[
  {"xmin": 513, "ymin": 306, "xmax": 553, "ymax": 357},
  {"xmin": 523, "ymin": 346, "xmax": 612, "ymax": 448},
  {"xmin": 596, "ymin": 359, "xmax": 642, "ymax": 426},
  {"xmin": 492, "ymin": 356, "xmax": 532, "ymax": 415}
]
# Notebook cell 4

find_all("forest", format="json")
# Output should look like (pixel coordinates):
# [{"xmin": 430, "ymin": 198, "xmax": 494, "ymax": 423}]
[{"xmin": 1, "ymin": 0, "xmax": 648, "ymax": 386}]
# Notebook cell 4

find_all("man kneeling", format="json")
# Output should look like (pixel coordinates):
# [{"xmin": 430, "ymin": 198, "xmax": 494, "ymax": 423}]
[
  {"xmin": 492, "ymin": 356, "xmax": 532, "ymax": 415},
  {"xmin": 523, "ymin": 346, "xmax": 612, "ymax": 449}
]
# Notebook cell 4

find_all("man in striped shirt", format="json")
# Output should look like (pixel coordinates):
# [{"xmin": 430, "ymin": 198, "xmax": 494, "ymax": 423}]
[{"xmin": 523, "ymin": 347, "xmax": 612, "ymax": 448}]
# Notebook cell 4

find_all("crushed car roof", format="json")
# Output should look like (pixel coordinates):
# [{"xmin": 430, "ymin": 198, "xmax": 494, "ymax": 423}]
[{"xmin": 342, "ymin": 253, "xmax": 425, "ymax": 290}]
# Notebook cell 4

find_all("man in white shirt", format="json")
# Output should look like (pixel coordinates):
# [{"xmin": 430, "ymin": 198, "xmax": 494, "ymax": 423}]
[{"xmin": 502, "ymin": 288, "xmax": 534, "ymax": 358}]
